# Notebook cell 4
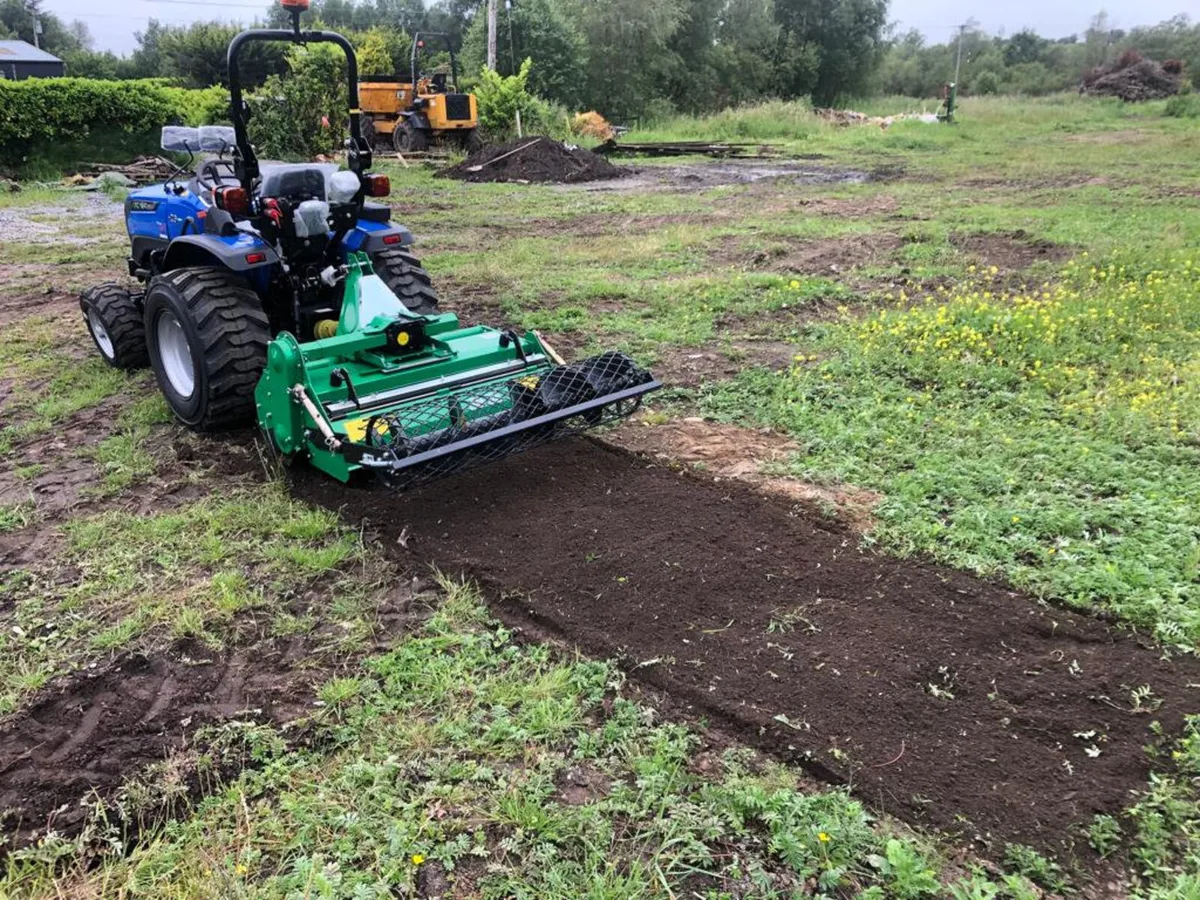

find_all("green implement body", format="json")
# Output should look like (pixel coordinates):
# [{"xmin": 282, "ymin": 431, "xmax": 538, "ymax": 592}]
[{"xmin": 256, "ymin": 254, "xmax": 660, "ymax": 487}]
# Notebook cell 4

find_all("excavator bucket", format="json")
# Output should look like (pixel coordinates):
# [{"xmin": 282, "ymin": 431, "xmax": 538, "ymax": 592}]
[{"xmin": 256, "ymin": 253, "xmax": 659, "ymax": 487}]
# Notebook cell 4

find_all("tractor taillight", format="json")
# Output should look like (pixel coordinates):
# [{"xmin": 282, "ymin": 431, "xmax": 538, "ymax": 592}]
[
  {"xmin": 215, "ymin": 186, "xmax": 251, "ymax": 217},
  {"xmin": 382, "ymin": 234, "xmax": 403, "ymax": 245},
  {"xmin": 364, "ymin": 174, "xmax": 390, "ymax": 197},
  {"xmin": 245, "ymin": 252, "xmax": 268, "ymax": 264}
]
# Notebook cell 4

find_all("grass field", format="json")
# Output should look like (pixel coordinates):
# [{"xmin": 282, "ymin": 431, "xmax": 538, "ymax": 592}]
[{"xmin": 0, "ymin": 94, "xmax": 1199, "ymax": 898}]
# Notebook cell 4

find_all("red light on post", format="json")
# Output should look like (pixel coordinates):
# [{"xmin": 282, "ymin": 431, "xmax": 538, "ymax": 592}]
[
  {"xmin": 364, "ymin": 174, "xmax": 390, "ymax": 197},
  {"xmin": 281, "ymin": 0, "xmax": 310, "ymax": 10},
  {"xmin": 215, "ymin": 186, "xmax": 251, "ymax": 217}
]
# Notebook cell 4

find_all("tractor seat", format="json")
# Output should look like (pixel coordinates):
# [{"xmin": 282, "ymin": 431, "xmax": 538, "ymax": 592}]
[{"xmin": 259, "ymin": 163, "xmax": 338, "ymax": 204}]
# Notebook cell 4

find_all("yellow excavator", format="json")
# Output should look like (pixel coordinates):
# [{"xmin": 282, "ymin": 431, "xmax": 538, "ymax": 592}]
[{"xmin": 359, "ymin": 33, "xmax": 481, "ymax": 153}]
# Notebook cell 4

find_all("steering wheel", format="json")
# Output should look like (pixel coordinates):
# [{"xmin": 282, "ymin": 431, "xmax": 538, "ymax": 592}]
[{"xmin": 197, "ymin": 159, "xmax": 237, "ymax": 192}]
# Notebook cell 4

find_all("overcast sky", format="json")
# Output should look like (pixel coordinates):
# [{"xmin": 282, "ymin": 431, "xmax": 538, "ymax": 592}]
[{"xmin": 39, "ymin": 0, "xmax": 1194, "ymax": 57}]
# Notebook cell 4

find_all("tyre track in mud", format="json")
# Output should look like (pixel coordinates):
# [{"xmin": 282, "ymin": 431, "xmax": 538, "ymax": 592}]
[{"xmin": 296, "ymin": 436, "xmax": 1200, "ymax": 859}]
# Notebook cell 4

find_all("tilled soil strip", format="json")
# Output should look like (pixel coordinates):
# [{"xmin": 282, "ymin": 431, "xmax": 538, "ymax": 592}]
[{"xmin": 297, "ymin": 437, "xmax": 1200, "ymax": 858}]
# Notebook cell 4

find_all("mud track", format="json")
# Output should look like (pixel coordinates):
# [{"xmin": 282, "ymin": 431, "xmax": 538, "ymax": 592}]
[
  {"xmin": 0, "ymin": 646, "xmax": 311, "ymax": 845},
  {"xmin": 297, "ymin": 437, "xmax": 1200, "ymax": 858}
]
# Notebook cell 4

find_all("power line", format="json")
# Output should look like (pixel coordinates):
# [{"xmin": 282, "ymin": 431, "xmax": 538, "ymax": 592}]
[{"xmin": 143, "ymin": 0, "xmax": 271, "ymax": 8}]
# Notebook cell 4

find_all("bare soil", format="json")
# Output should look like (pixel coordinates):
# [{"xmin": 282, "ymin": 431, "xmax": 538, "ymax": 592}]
[
  {"xmin": 0, "ymin": 574, "xmax": 428, "ymax": 847},
  {"xmin": 608, "ymin": 418, "xmax": 881, "ymax": 531},
  {"xmin": 0, "ymin": 648, "xmax": 305, "ymax": 844},
  {"xmin": 651, "ymin": 340, "xmax": 797, "ymax": 388},
  {"xmin": 719, "ymin": 233, "xmax": 905, "ymax": 277},
  {"xmin": 295, "ymin": 438, "xmax": 1200, "ymax": 860},
  {"xmin": 950, "ymin": 230, "xmax": 1074, "ymax": 271}
]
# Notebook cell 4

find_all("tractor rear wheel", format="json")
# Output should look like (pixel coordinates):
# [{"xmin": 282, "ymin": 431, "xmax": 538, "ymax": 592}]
[
  {"xmin": 370, "ymin": 249, "xmax": 439, "ymax": 315},
  {"xmin": 80, "ymin": 283, "xmax": 148, "ymax": 370},
  {"xmin": 144, "ymin": 267, "xmax": 269, "ymax": 431},
  {"xmin": 393, "ymin": 121, "xmax": 428, "ymax": 154}
]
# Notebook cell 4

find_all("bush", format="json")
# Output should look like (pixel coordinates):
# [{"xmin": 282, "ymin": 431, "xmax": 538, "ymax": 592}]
[
  {"xmin": 0, "ymin": 78, "xmax": 181, "ymax": 166},
  {"xmin": 630, "ymin": 99, "xmax": 819, "ymax": 142},
  {"xmin": 973, "ymin": 70, "xmax": 1000, "ymax": 95},
  {"xmin": 160, "ymin": 85, "xmax": 230, "ymax": 126},
  {"xmin": 247, "ymin": 44, "xmax": 348, "ymax": 159},
  {"xmin": 1164, "ymin": 94, "xmax": 1200, "ymax": 118},
  {"xmin": 474, "ymin": 58, "xmax": 537, "ymax": 141}
]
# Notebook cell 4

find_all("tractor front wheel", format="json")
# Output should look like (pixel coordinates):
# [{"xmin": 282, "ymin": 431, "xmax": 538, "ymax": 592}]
[
  {"xmin": 460, "ymin": 129, "xmax": 484, "ymax": 154},
  {"xmin": 80, "ymin": 283, "xmax": 148, "ymax": 370},
  {"xmin": 393, "ymin": 121, "xmax": 428, "ymax": 154},
  {"xmin": 144, "ymin": 267, "xmax": 269, "ymax": 431},
  {"xmin": 370, "ymin": 249, "xmax": 440, "ymax": 315}
]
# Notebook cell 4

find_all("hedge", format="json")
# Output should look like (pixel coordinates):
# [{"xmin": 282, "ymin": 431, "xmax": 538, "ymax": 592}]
[{"xmin": 0, "ymin": 78, "xmax": 228, "ymax": 166}]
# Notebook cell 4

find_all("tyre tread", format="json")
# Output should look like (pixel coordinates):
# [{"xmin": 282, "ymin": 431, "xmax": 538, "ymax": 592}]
[
  {"xmin": 371, "ymin": 249, "xmax": 440, "ymax": 315},
  {"xmin": 80, "ymin": 283, "xmax": 148, "ymax": 370},
  {"xmin": 149, "ymin": 267, "xmax": 269, "ymax": 431}
]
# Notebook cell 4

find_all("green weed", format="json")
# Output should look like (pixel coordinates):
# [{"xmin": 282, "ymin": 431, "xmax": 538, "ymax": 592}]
[
  {"xmin": 0, "ymin": 484, "xmax": 376, "ymax": 712},
  {"xmin": 706, "ymin": 253, "xmax": 1200, "ymax": 649}
]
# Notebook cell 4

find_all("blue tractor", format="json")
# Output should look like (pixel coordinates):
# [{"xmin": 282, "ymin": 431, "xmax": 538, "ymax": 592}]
[
  {"xmin": 79, "ymin": 1, "xmax": 658, "ymax": 486},
  {"xmin": 79, "ymin": 6, "xmax": 436, "ymax": 431}
]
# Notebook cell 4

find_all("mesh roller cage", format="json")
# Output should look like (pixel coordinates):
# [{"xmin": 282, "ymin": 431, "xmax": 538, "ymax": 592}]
[{"xmin": 337, "ymin": 351, "xmax": 659, "ymax": 488}]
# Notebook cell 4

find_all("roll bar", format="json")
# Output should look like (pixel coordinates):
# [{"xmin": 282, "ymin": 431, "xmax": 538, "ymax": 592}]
[
  {"xmin": 227, "ymin": 13, "xmax": 372, "ymax": 193},
  {"xmin": 410, "ymin": 32, "xmax": 460, "ymax": 91}
]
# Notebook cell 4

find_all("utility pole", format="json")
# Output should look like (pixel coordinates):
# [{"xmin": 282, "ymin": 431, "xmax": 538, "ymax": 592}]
[
  {"xmin": 28, "ymin": 2, "xmax": 41, "ymax": 50},
  {"xmin": 952, "ymin": 18, "xmax": 977, "ymax": 85},
  {"xmin": 953, "ymin": 23, "xmax": 966, "ymax": 84},
  {"xmin": 486, "ymin": 0, "xmax": 498, "ymax": 71}
]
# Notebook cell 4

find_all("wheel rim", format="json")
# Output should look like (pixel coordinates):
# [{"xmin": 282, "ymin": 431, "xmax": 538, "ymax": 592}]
[
  {"xmin": 156, "ymin": 310, "xmax": 195, "ymax": 398},
  {"xmin": 86, "ymin": 308, "xmax": 115, "ymax": 360}
]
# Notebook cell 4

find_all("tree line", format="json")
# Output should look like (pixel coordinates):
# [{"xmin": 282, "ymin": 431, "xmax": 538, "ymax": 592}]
[{"xmin": 2, "ymin": 0, "xmax": 1197, "ymax": 120}]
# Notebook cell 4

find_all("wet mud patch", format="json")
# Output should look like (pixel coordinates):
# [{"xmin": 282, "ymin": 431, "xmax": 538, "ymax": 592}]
[
  {"xmin": 296, "ymin": 438, "xmax": 1200, "ymax": 860},
  {"xmin": 572, "ymin": 161, "xmax": 873, "ymax": 194},
  {"xmin": 608, "ymin": 418, "xmax": 880, "ymax": 531},
  {"xmin": 720, "ymin": 233, "xmax": 904, "ymax": 277},
  {"xmin": 950, "ymin": 230, "xmax": 1074, "ymax": 271}
]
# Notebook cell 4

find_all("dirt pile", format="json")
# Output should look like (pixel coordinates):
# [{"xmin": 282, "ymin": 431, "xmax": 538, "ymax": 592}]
[
  {"xmin": 1082, "ymin": 55, "xmax": 1183, "ymax": 101},
  {"xmin": 439, "ymin": 136, "xmax": 626, "ymax": 184}
]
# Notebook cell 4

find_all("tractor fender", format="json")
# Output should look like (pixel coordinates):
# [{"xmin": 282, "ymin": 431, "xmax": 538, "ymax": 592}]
[
  {"xmin": 400, "ymin": 110, "xmax": 431, "ymax": 131},
  {"xmin": 160, "ymin": 234, "xmax": 280, "ymax": 273},
  {"xmin": 344, "ymin": 222, "xmax": 414, "ymax": 255}
]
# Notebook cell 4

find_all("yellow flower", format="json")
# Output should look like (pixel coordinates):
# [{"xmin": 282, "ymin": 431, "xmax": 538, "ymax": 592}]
[
  {"xmin": 412, "ymin": 854, "xmax": 426, "ymax": 866},
  {"xmin": 789, "ymin": 279, "xmax": 800, "ymax": 290},
  {"xmin": 1011, "ymin": 516, "xmax": 1021, "ymax": 523},
  {"xmin": 235, "ymin": 863, "xmax": 249, "ymax": 876},
  {"xmin": 818, "ymin": 832, "xmax": 831, "ymax": 843}
]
